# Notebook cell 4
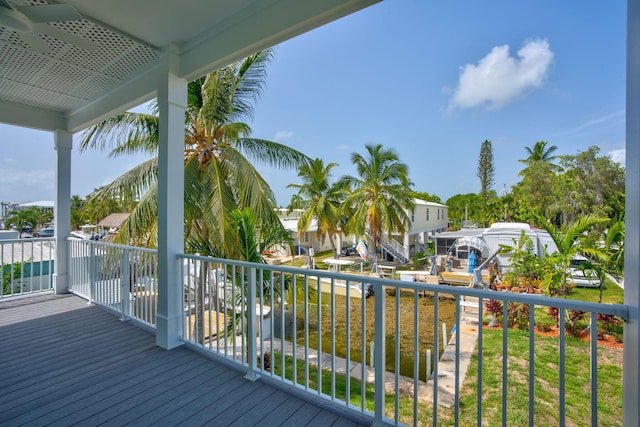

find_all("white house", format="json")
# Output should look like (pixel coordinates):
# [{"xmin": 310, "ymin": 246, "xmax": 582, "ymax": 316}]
[
  {"xmin": 276, "ymin": 208, "xmax": 354, "ymax": 256},
  {"xmin": 277, "ymin": 199, "xmax": 449, "ymax": 263}
]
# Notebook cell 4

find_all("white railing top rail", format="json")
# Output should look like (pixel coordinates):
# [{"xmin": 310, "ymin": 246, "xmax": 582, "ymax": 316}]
[
  {"xmin": 0, "ymin": 237, "xmax": 55, "ymax": 244},
  {"xmin": 67, "ymin": 237, "xmax": 158, "ymax": 255},
  {"xmin": 177, "ymin": 252, "xmax": 628, "ymax": 319}
]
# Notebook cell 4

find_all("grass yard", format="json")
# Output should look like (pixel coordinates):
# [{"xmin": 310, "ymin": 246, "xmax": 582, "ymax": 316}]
[
  {"xmin": 267, "ymin": 324, "xmax": 622, "ymax": 426},
  {"xmin": 275, "ymin": 255, "xmax": 625, "ymax": 425}
]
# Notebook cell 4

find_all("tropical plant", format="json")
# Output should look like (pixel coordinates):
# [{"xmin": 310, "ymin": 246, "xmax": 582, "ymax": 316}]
[
  {"xmin": 79, "ymin": 49, "xmax": 310, "ymax": 256},
  {"xmin": 219, "ymin": 208, "xmax": 304, "ymax": 341},
  {"xmin": 409, "ymin": 190, "xmax": 442, "ymax": 204},
  {"xmin": 2, "ymin": 260, "xmax": 26, "ymax": 295},
  {"xmin": 81, "ymin": 188, "xmax": 123, "ymax": 226},
  {"xmin": 445, "ymin": 193, "xmax": 482, "ymax": 229},
  {"xmin": 534, "ymin": 214, "xmax": 609, "ymax": 296},
  {"xmin": 518, "ymin": 140, "xmax": 560, "ymax": 173},
  {"xmin": 5, "ymin": 208, "xmax": 39, "ymax": 237},
  {"xmin": 337, "ymin": 144, "xmax": 414, "ymax": 256},
  {"xmin": 499, "ymin": 229, "xmax": 545, "ymax": 290},
  {"xmin": 477, "ymin": 139, "xmax": 495, "ymax": 226},
  {"xmin": 287, "ymin": 158, "xmax": 347, "ymax": 257},
  {"xmin": 603, "ymin": 218, "xmax": 624, "ymax": 275},
  {"xmin": 35, "ymin": 209, "xmax": 53, "ymax": 229},
  {"xmin": 70, "ymin": 195, "xmax": 86, "ymax": 229}
]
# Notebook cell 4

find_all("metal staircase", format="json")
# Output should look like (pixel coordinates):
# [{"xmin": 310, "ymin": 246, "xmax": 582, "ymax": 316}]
[{"xmin": 365, "ymin": 231, "xmax": 409, "ymax": 264}]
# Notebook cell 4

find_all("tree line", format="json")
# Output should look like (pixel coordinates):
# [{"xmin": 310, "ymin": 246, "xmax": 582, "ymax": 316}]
[{"xmin": 447, "ymin": 140, "xmax": 624, "ymax": 231}]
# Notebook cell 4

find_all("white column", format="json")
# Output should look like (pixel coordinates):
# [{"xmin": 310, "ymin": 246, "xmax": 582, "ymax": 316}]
[
  {"xmin": 625, "ymin": 1, "xmax": 640, "ymax": 425},
  {"xmin": 53, "ymin": 130, "xmax": 72, "ymax": 294},
  {"xmin": 403, "ymin": 232, "xmax": 410, "ymax": 261},
  {"xmin": 155, "ymin": 46, "xmax": 187, "ymax": 350}
]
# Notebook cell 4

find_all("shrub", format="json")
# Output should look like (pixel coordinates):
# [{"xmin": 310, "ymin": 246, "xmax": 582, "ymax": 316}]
[
  {"xmin": 507, "ymin": 302, "xmax": 530, "ymax": 330},
  {"xmin": 548, "ymin": 307, "xmax": 559, "ymax": 326},
  {"xmin": 566, "ymin": 310, "xmax": 588, "ymax": 337},
  {"xmin": 413, "ymin": 252, "xmax": 427, "ymax": 270},
  {"xmin": 597, "ymin": 313, "xmax": 623, "ymax": 340},
  {"xmin": 536, "ymin": 318, "xmax": 555, "ymax": 332},
  {"xmin": 484, "ymin": 299, "xmax": 503, "ymax": 318}
]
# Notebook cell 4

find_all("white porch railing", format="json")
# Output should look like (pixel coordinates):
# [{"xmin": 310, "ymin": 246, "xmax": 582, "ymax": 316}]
[
  {"xmin": 177, "ymin": 253, "xmax": 628, "ymax": 426},
  {"xmin": 68, "ymin": 239, "xmax": 158, "ymax": 328},
  {"xmin": 58, "ymin": 240, "xmax": 629, "ymax": 425},
  {"xmin": 0, "ymin": 237, "xmax": 55, "ymax": 298}
]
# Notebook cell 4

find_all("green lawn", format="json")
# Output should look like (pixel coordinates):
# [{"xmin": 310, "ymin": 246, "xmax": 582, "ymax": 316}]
[
  {"xmin": 268, "ymin": 325, "xmax": 622, "ymax": 426},
  {"xmin": 274, "ymin": 258, "xmax": 624, "ymax": 425}
]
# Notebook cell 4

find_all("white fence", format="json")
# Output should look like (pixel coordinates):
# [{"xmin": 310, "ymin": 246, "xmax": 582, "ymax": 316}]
[
  {"xmin": 177, "ymin": 253, "xmax": 628, "ymax": 426},
  {"xmin": 68, "ymin": 239, "xmax": 158, "ymax": 328},
  {"xmin": 0, "ymin": 238, "xmax": 55, "ymax": 298}
]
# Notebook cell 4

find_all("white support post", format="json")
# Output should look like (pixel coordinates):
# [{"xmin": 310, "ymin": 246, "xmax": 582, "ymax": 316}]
[
  {"xmin": 403, "ymin": 232, "xmax": 410, "ymax": 261},
  {"xmin": 53, "ymin": 130, "xmax": 72, "ymax": 294},
  {"xmin": 120, "ymin": 249, "xmax": 130, "ymax": 321},
  {"xmin": 624, "ymin": 2, "xmax": 640, "ymax": 425},
  {"xmin": 244, "ymin": 267, "xmax": 260, "ymax": 381},
  {"xmin": 156, "ymin": 45, "xmax": 187, "ymax": 350},
  {"xmin": 372, "ymin": 280, "xmax": 386, "ymax": 427}
]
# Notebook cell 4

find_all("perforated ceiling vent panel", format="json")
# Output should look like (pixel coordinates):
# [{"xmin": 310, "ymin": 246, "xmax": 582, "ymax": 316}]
[{"xmin": 0, "ymin": 1, "xmax": 159, "ymax": 114}]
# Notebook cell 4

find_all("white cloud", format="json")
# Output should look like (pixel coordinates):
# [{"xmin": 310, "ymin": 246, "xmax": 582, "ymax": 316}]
[
  {"xmin": 448, "ymin": 39, "xmax": 554, "ymax": 111},
  {"xmin": 0, "ymin": 168, "xmax": 54, "ymax": 200},
  {"xmin": 274, "ymin": 130, "xmax": 293, "ymax": 140},
  {"xmin": 608, "ymin": 148, "xmax": 626, "ymax": 166}
]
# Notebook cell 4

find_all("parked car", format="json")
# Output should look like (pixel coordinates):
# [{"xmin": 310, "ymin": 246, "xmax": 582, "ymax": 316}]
[
  {"xmin": 340, "ymin": 245, "xmax": 357, "ymax": 256},
  {"xmin": 568, "ymin": 255, "xmax": 602, "ymax": 288},
  {"xmin": 34, "ymin": 227, "xmax": 54, "ymax": 237}
]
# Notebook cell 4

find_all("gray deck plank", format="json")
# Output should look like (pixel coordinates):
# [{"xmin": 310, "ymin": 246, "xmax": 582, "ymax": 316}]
[
  {"xmin": 102, "ymin": 366, "xmax": 239, "ymax": 426},
  {"xmin": 42, "ymin": 352, "xmax": 219, "ymax": 426},
  {"xmin": 0, "ymin": 294, "xmax": 371, "ymax": 427},
  {"xmin": 146, "ymin": 374, "xmax": 261, "ymax": 426},
  {"xmin": 307, "ymin": 409, "xmax": 340, "ymax": 426},
  {"xmin": 226, "ymin": 388, "xmax": 292, "ymax": 426},
  {"xmin": 280, "ymin": 401, "xmax": 323, "ymax": 426}
]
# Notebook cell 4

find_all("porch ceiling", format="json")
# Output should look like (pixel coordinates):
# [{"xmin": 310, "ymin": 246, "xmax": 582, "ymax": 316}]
[{"xmin": 0, "ymin": 0, "xmax": 379, "ymax": 133}]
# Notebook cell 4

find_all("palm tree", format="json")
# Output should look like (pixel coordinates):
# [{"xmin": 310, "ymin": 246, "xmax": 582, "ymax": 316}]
[
  {"xmin": 80, "ymin": 50, "xmax": 309, "ymax": 257},
  {"xmin": 5, "ymin": 208, "xmax": 39, "ymax": 237},
  {"xmin": 70, "ymin": 195, "xmax": 85, "ymax": 230},
  {"xmin": 534, "ymin": 214, "xmax": 609, "ymax": 296},
  {"xmin": 287, "ymin": 158, "xmax": 346, "ymax": 257},
  {"xmin": 337, "ymin": 144, "xmax": 414, "ymax": 257},
  {"xmin": 35, "ymin": 209, "xmax": 53, "ymax": 229},
  {"xmin": 603, "ymin": 218, "xmax": 624, "ymax": 275},
  {"xmin": 518, "ymin": 140, "xmax": 561, "ymax": 175}
]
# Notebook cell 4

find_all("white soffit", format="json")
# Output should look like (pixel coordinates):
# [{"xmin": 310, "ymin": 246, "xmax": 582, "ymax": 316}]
[{"xmin": 0, "ymin": 0, "xmax": 379, "ymax": 132}]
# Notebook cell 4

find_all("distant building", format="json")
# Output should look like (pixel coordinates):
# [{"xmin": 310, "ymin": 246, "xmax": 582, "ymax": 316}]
[
  {"xmin": 275, "ymin": 199, "xmax": 449, "ymax": 264},
  {"xmin": 276, "ymin": 208, "xmax": 352, "ymax": 256},
  {"xmin": 18, "ymin": 201, "xmax": 55, "ymax": 212},
  {"xmin": 1, "ymin": 200, "xmax": 54, "ymax": 223}
]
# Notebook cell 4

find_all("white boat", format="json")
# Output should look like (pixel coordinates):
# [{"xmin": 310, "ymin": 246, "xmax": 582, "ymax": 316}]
[{"xmin": 71, "ymin": 224, "xmax": 101, "ymax": 240}]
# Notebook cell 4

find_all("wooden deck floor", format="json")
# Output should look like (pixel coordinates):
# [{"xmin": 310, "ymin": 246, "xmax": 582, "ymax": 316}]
[{"xmin": 0, "ymin": 293, "xmax": 370, "ymax": 426}]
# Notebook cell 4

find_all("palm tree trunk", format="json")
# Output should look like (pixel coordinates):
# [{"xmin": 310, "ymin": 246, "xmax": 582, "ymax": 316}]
[{"xmin": 328, "ymin": 232, "xmax": 337, "ymax": 258}]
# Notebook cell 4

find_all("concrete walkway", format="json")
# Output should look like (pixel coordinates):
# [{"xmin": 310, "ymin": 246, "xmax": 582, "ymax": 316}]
[{"xmin": 258, "ymin": 304, "xmax": 480, "ymax": 408}]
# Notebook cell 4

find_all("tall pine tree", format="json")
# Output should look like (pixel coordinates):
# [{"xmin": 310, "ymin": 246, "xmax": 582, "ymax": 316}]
[{"xmin": 477, "ymin": 139, "xmax": 495, "ymax": 226}]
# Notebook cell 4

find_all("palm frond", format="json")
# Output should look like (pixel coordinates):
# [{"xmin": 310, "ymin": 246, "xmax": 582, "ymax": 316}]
[
  {"xmin": 113, "ymin": 185, "xmax": 158, "ymax": 248},
  {"xmin": 235, "ymin": 137, "xmax": 311, "ymax": 169},
  {"xmin": 79, "ymin": 112, "xmax": 159, "ymax": 156}
]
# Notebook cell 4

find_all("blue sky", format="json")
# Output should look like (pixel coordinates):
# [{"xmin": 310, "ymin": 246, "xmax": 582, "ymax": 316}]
[{"xmin": 0, "ymin": 0, "xmax": 626, "ymax": 205}]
